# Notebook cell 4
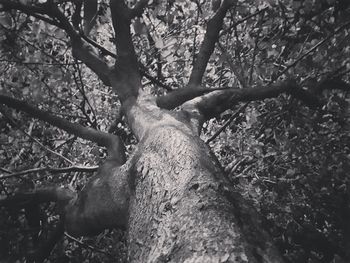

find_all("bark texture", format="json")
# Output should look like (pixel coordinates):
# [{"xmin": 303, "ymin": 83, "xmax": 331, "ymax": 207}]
[{"xmin": 124, "ymin": 98, "xmax": 284, "ymax": 262}]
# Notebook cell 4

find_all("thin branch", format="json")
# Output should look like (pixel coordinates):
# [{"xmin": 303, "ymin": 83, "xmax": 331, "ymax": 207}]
[
  {"xmin": 206, "ymin": 102, "xmax": 249, "ymax": 143},
  {"xmin": 217, "ymin": 42, "xmax": 247, "ymax": 88},
  {"xmin": 139, "ymin": 64, "xmax": 173, "ymax": 91},
  {"xmin": 73, "ymin": 61, "xmax": 98, "ymax": 127},
  {"xmin": 0, "ymin": 107, "xmax": 74, "ymax": 165},
  {"xmin": 248, "ymin": 12, "xmax": 265, "ymax": 85},
  {"xmin": 219, "ymin": 7, "xmax": 268, "ymax": 36},
  {"xmin": 80, "ymin": 32, "xmax": 117, "ymax": 58},
  {"xmin": 0, "ymin": 165, "xmax": 98, "ymax": 180},
  {"xmin": 270, "ymin": 20, "xmax": 350, "ymax": 84},
  {"xmin": 23, "ymin": 126, "xmax": 74, "ymax": 165},
  {"xmin": 192, "ymin": 5, "xmax": 201, "ymax": 67},
  {"xmin": 65, "ymin": 233, "xmax": 113, "ymax": 256},
  {"xmin": 0, "ymin": 60, "xmax": 79, "ymax": 66}
]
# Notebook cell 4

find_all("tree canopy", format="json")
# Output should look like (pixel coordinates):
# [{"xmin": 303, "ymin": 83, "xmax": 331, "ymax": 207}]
[{"xmin": 0, "ymin": 0, "xmax": 349, "ymax": 262}]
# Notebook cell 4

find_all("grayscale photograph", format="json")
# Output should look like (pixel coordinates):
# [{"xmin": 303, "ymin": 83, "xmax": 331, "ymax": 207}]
[{"xmin": 0, "ymin": 0, "xmax": 349, "ymax": 262}]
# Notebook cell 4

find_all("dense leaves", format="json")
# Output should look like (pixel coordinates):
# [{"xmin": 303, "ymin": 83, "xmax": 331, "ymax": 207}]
[{"xmin": 0, "ymin": 0, "xmax": 349, "ymax": 262}]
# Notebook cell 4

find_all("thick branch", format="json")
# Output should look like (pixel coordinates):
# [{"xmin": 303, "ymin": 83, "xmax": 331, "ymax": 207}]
[
  {"xmin": 156, "ymin": 74, "xmax": 348, "ymax": 111},
  {"xmin": 0, "ymin": 186, "xmax": 75, "ymax": 207},
  {"xmin": 156, "ymin": 87, "xmax": 229, "ymax": 110},
  {"xmin": 110, "ymin": 0, "xmax": 142, "ymax": 101},
  {"xmin": 184, "ymin": 80, "xmax": 322, "ymax": 120},
  {"xmin": 187, "ymin": 0, "xmax": 236, "ymax": 88},
  {"xmin": 316, "ymin": 78, "xmax": 350, "ymax": 93},
  {"xmin": 0, "ymin": 95, "xmax": 125, "ymax": 162}
]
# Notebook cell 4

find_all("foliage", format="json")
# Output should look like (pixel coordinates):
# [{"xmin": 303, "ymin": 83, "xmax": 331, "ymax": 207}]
[{"xmin": 0, "ymin": 0, "xmax": 349, "ymax": 262}]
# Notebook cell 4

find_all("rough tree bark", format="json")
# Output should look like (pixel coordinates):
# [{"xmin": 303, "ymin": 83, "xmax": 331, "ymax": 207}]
[
  {"xmin": 1, "ymin": 0, "xmax": 345, "ymax": 262},
  {"xmin": 119, "ymin": 95, "xmax": 284, "ymax": 262}
]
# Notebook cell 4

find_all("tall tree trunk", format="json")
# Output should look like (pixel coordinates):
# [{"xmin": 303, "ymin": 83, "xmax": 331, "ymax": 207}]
[{"xmin": 125, "ymin": 101, "xmax": 284, "ymax": 262}]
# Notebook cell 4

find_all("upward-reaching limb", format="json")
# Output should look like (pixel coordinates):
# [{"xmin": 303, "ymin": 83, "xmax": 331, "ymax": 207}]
[
  {"xmin": 187, "ymin": 0, "xmax": 237, "ymax": 88},
  {"xmin": 109, "ymin": 0, "xmax": 143, "ymax": 101}
]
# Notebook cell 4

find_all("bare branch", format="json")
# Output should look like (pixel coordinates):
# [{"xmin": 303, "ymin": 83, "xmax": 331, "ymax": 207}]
[
  {"xmin": 217, "ymin": 42, "xmax": 247, "ymax": 88},
  {"xmin": 0, "ymin": 95, "xmax": 125, "ymax": 163},
  {"xmin": 187, "ymin": 0, "xmax": 236, "ymax": 88},
  {"xmin": 0, "ymin": 108, "xmax": 74, "ymax": 164},
  {"xmin": 219, "ymin": 7, "xmax": 268, "ymax": 37},
  {"xmin": 269, "ymin": 20, "xmax": 350, "ymax": 84},
  {"xmin": 206, "ymin": 102, "xmax": 248, "ymax": 143},
  {"xmin": 65, "ymin": 233, "xmax": 113, "ymax": 256},
  {"xmin": 0, "ymin": 165, "xmax": 98, "ymax": 180}
]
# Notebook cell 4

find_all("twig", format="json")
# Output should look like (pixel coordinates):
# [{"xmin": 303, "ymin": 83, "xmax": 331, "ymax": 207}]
[
  {"xmin": 270, "ymin": 20, "xmax": 350, "ymax": 84},
  {"xmin": 25, "ymin": 128, "xmax": 74, "ymax": 164},
  {"xmin": 80, "ymin": 33, "xmax": 117, "ymax": 58},
  {"xmin": 0, "ymin": 60, "xmax": 80, "ymax": 66},
  {"xmin": 64, "ymin": 233, "xmax": 112, "ymax": 256},
  {"xmin": 192, "ymin": 5, "xmax": 200, "ymax": 66},
  {"xmin": 249, "ymin": 11, "xmax": 265, "ymax": 85},
  {"xmin": 73, "ymin": 60, "xmax": 98, "ymax": 127},
  {"xmin": 206, "ymin": 102, "xmax": 249, "ymax": 143},
  {"xmin": 0, "ymin": 109, "xmax": 74, "ymax": 165},
  {"xmin": 0, "ymin": 165, "xmax": 98, "ymax": 180},
  {"xmin": 220, "ymin": 7, "xmax": 269, "ymax": 36},
  {"xmin": 217, "ymin": 42, "xmax": 247, "ymax": 88}
]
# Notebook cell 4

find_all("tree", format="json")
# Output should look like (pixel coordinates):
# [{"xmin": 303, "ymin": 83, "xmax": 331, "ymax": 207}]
[{"xmin": 0, "ymin": 0, "xmax": 349, "ymax": 262}]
